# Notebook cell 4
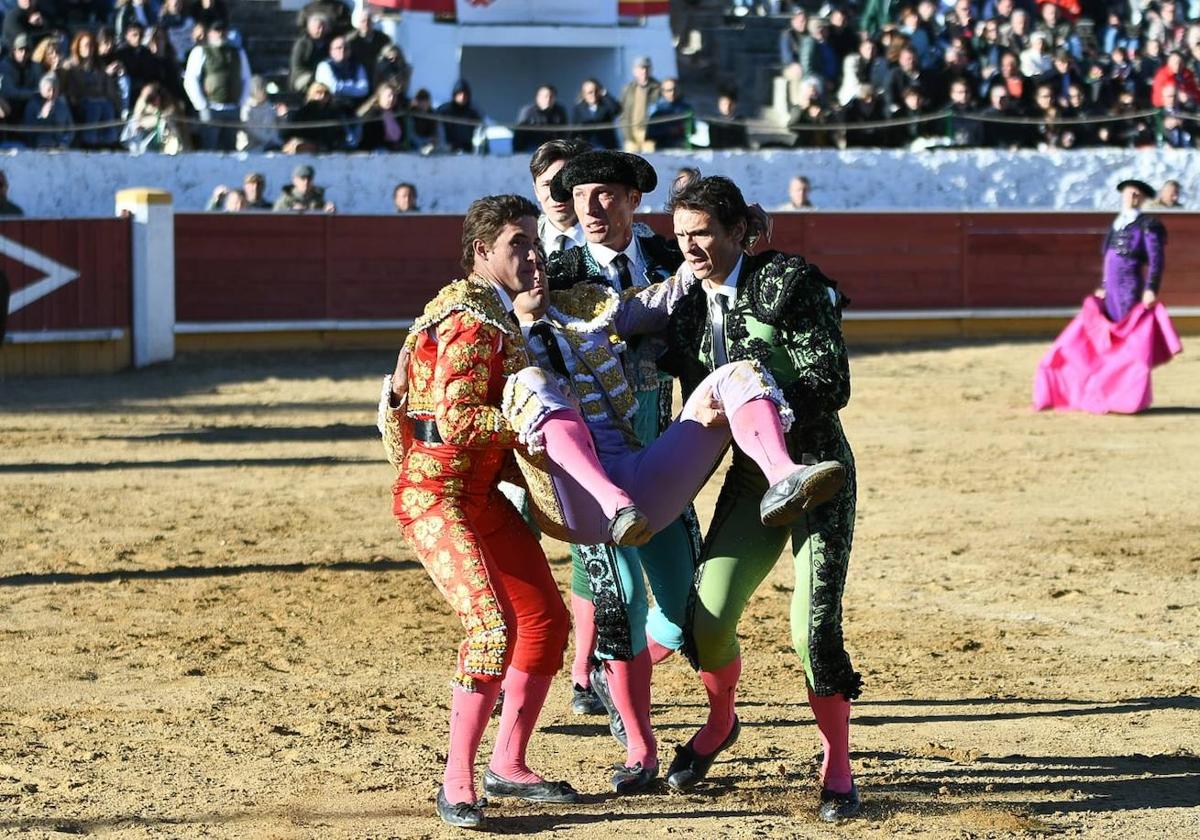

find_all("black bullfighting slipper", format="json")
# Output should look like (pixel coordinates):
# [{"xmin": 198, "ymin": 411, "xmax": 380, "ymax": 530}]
[
  {"xmin": 609, "ymin": 505, "xmax": 652, "ymax": 547},
  {"xmin": 588, "ymin": 663, "xmax": 628, "ymax": 748},
  {"xmin": 436, "ymin": 786, "xmax": 485, "ymax": 830},
  {"xmin": 817, "ymin": 782, "xmax": 861, "ymax": 823},
  {"xmin": 666, "ymin": 716, "xmax": 741, "ymax": 791},
  {"xmin": 759, "ymin": 461, "xmax": 847, "ymax": 527},
  {"xmin": 571, "ymin": 682, "xmax": 606, "ymax": 715},
  {"xmin": 482, "ymin": 769, "xmax": 580, "ymax": 803},
  {"xmin": 611, "ymin": 761, "xmax": 659, "ymax": 794}
]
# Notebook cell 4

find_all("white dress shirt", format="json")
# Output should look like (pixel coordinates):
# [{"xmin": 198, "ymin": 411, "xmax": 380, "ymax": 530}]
[
  {"xmin": 1112, "ymin": 208, "xmax": 1140, "ymax": 230},
  {"xmin": 521, "ymin": 319, "xmax": 575, "ymax": 377},
  {"xmin": 539, "ymin": 218, "xmax": 585, "ymax": 255},
  {"xmin": 587, "ymin": 236, "xmax": 646, "ymax": 291}
]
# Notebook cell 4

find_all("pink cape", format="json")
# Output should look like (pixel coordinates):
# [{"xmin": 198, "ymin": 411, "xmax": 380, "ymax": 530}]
[{"xmin": 1033, "ymin": 296, "xmax": 1183, "ymax": 414}]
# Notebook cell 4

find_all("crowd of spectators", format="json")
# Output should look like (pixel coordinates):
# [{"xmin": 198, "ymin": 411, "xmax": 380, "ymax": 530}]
[
  {"xmin": 5, "ymin": 0, "xmax": 1200, "ymax": 152},
  {"xmin": 773, "ymin": 0, "xmax": 1200, "ymax": 148}
]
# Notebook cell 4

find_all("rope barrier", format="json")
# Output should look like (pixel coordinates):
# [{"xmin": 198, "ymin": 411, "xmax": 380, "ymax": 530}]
[{"xmin": 2, "ymin": 102, "xmax": 1192, "ymax": 136}]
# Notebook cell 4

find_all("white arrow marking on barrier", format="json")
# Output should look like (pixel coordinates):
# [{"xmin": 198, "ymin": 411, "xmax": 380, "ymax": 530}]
[{"xmin": 2, "ymin": 235, "xmax": 80, "ymax": 315}]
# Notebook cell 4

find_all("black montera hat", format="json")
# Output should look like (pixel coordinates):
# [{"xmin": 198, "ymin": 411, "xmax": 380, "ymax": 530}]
[
  {"xmin": 1116, "ymin": 179, "xmax": 1156, "ymax": 198},
  {"xmin": 550, "ymin": 151, "xmax": 658, "ymax": 203}
]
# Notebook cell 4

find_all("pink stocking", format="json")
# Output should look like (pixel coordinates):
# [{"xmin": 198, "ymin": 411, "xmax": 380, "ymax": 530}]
[
  {"xmin": 488, "ymin": 668, "xmax": 552, "ymax": 784},
  {"xmin": 443, "ymin": 681, "xmax": 502, "ymax": 804},
  {"xmin": 729, "ymin": 398, "xmax": 800, "ymax": 485},
  {"xmin": 693, "ymin": 656, "xmax": 741, "ymax": 754},
  {"xmin": 646, "ymin": 637, "xmax": 675, "ymax": 665},
  {"xmin": 571, "ymin": 594, "xmax": 597, "ymax": 687},
  {"xmin": 604, "ymin": 650, "xmax": 657, "ymax": 769},
  {"xmin": 807, "ymin": 687, "xmax": 853, "ymax": 794},
  {"xmin": 541, "ymin": 413, "xmax": 634, "ymax": 518}
]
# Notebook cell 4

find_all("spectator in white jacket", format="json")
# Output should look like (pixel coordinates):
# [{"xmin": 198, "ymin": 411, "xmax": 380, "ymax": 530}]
[{"xmin": 182, "ymin": 18, "xmax": 250, "ymax": 151}]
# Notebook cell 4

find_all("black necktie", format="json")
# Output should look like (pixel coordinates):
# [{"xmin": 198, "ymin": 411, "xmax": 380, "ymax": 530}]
[
  {"xmin": 612, "ymin": 254, "xmax": 633, "ymax": 290},
  {"xmin": 507, "ymin": 310, "xmax": 519, "ymax": 326},
  {"xmin": 710, "ymin": 294, "xmax": 729, "ymax": 367},
  {"xmin": 529, "ymin": 321, "xmax": 569, "ymax": 377},
  {"xmin": 556, "ymin": 233, "xmax": 570, "ymax": 252}
]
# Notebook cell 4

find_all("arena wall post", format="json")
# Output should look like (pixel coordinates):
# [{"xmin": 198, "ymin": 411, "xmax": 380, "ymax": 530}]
[{"xmin": 116, "ymin": 188, "xmax": 175, "ymax": 368}]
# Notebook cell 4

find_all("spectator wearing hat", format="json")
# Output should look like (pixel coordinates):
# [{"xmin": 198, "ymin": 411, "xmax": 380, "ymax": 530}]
[
  {"xmin": 393, "ymin": 181, "xmax": 418, "ymax": 213},
  {"xmin": 210, "ymin": 172, "xmax": 270, "ymax": 209},
  {"xmin": 514, "ymin": 84, "xmax": 568, "ymax": 153},
  {"xmin": 646, "ymin": 77, "xmax": 693, "ymax": 150},
  {"xmin": 570, "ymin": 77, "xmax": 621, "ymax": 150},
  {"xmin": 435, "ymin": 79, "xmax": 481, "ymax": 153},
  {"xmin": 22, "ymin": 73, "xmax": 74, "ymax": 148},
  {"xmin": 1098, "ymin": 179, "xmax": 1165, "ymax": 322},
  {"xmin": 290, "ymin": 13, "xmax": 330, "ymax": 94},
  {"xmin": 183, "ymin": 19, "xmax": 251, "ymax": 151},
  {"xmin": 273, "ymin": 164, "xmax": 334, "ymax": 212},
  {"xmin": 618, "ymin": 56, "xmax": 660, "ymax": 152},
  {"xmin": 0, "ymin": 34, "xmax": 40, "ymax": 122}
]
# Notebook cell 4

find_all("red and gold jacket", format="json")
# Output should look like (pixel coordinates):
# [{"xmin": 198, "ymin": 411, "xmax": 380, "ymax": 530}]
[{"xmin": 380, "ymin": 278, "xmax": 530, "ymax": 518}]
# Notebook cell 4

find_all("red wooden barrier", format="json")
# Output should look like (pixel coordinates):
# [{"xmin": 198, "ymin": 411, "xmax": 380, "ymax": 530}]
[
  {"xmin": 174, "ymin": 212, "xmax": 1200, "ymax": 326},
  {"xmin": 1, "ymin": 218, "xmax": 132, "ymax": 333}
]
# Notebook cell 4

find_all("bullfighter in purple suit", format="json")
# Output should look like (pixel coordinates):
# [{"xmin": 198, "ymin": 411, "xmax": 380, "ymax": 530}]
[{"xmin": 1098, "ymin": 179, "xmax": 1166, "ymax": 322}]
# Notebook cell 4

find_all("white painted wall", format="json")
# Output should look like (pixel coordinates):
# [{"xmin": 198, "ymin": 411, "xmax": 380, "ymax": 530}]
[{"xmin": 3, "ymin": 148, "xmax": 1197, "ymax": 218}]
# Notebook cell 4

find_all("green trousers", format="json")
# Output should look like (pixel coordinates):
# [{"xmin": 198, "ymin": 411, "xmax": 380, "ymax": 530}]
[{"xmin": 690, "ymin": 434, "xmax": 861, "ymax": 698}]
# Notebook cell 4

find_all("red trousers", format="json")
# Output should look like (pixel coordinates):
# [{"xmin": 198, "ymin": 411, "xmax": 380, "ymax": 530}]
[{"xmin": 394, "ymin": 443, "xmax": 569, "ymax": 690}]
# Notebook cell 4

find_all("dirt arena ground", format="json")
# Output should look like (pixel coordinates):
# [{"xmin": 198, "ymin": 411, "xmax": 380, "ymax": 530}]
[{"xmin": 1, "ymin": 340, "xmax": 1197, "ymax": 840}]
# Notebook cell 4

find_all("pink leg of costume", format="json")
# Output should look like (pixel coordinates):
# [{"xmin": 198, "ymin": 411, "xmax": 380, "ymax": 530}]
[
  {"xmin": 540, "ymin": 413, "xmax": 634, "ymax": 520},
  {"xmin": 646, "ymin": 636, "xmax": 675, "ymax": 665},
  {"xmin": 693, "ymin": 656, "xmax": 742, "ymax": 754},
  {"xmin": 604, "ymin": 650, "xmax": 657, "ymax": 769},
  {"xmin": 511, "ymin": 361, "xmax": 797, "ymax": 544},
  {"xmin": 488, "ymin": 667, "xmax": 552, "ymax": 784},
  {"xmin": 730, "ymin": 397, "xmax": 799, "ymax": 485},
  {"xmin": 443, "ymin": 681, "xmax": 503, "ymax": 803},
  {"xmin": 807, "ymin": 687, "xmax": 853, "ymax": 794},
  {"xmin": 571, "ymin": 593, "xmax": 597, "ymax": 687}
]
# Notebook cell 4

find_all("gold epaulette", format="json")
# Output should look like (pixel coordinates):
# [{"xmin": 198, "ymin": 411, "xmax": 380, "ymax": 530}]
[{"xmin": 404, "ymin": 278, "xmax": 517, "ymax": 354}]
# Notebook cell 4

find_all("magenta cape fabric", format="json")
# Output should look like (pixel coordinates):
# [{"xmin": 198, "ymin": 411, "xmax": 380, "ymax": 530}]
[{"xmin": 1033, "ymin": 296, "xmax": 1183, "ymax": 414}]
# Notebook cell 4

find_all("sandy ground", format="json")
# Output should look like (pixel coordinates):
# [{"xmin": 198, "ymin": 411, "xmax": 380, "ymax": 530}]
[{"xmin": 1, "ymin": 341, "xmax": 1198, "ymax": 840}]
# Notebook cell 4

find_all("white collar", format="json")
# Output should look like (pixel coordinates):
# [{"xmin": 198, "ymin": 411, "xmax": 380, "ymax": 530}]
[
  {"xmin": 543, "ymin": 218, "xmax": 582, "ymax": 246},
  {"xmin": 1112, "ymin": 208, "xmax": 1141, "ymax": 230},
  {"xmin": 587, "ymin": 234, "xmax": 640, "ymax": 270},
  {"xmin": 483, "ymin": 276, "xmax": 515, "ymax": 314},
  {"xmin": 702, "ymin": 255, "xmax": 745, "ymax": 301}
]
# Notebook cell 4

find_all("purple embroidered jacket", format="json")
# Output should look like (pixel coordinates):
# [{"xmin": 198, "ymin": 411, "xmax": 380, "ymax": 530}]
[{"xmin": 1101, "ymin": 214, "xmax": 1166, "ymax": 322}]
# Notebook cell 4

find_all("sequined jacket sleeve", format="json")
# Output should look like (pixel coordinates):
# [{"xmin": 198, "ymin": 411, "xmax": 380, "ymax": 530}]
[
  {"xmin": 613, "ymin": 271, "xmax": 698, "ymax": 338},
  {"xmin": 433, "ymin": 311, "xmax": 519, "ymax": 448},
  {"xmin": 1143, "ymin": 216, "xmax": 1167, "ymax": 293},
  {"xmin": 773, "ymin": 265, "xmax": 852, "ymax": 427}
]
